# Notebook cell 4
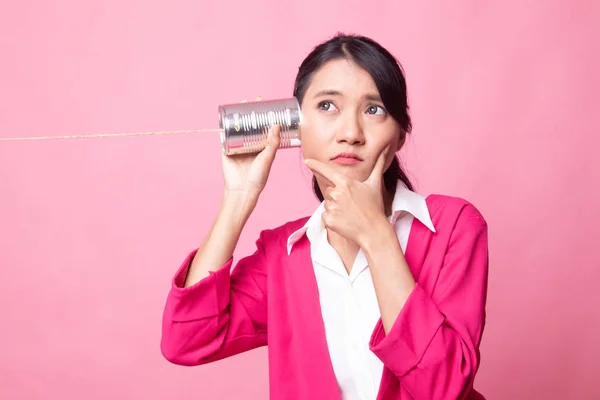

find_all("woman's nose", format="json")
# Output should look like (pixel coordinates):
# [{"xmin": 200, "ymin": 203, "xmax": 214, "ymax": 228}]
[{"xmin": 336, "ymin": 114, "xmax": 365, "ymax": 145}]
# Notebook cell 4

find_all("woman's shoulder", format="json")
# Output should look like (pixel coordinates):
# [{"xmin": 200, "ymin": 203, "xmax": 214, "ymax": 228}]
[
  {"xmin": 425, "ymin": 194, "xmax": 487, "ymax": 231},
  {"xmin": 254, "ymin": 216, "xmax": 311, "ymax": 247}
]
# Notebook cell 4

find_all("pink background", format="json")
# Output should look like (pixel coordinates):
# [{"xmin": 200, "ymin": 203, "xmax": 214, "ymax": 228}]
[{"xmin": 1, "ymin": 1, "xmax": 599, "ymax": 399}]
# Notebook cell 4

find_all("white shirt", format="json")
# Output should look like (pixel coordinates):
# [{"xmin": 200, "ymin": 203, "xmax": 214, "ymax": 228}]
[{"xmin": 286, "ymin": 182, "xmax": 436, "ymax": 400}]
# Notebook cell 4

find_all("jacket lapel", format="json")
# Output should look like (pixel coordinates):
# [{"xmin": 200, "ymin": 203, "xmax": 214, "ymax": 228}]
[{"xmin": 287, "ymin": 235, "xmax": 341, "ymax": 400}]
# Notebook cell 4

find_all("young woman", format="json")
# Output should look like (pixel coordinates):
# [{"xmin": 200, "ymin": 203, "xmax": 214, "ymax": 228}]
[{"xmin": 161, "ymin": 33, "xmax": 489, "ymax": 400}]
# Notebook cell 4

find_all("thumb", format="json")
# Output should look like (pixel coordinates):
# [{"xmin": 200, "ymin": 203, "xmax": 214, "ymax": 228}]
[
  {"xmin": 267, "ymin": 124, "xmax": 281, "ymax": 150},
  {"xmin": 259, "ymin": 124, "xmax": 281, "ymax": 162}
]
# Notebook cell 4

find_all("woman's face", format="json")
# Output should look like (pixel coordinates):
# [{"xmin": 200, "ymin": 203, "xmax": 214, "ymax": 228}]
[{"xmin": 299, "ymin": 58, "xmax": 404, "ymax": 187}]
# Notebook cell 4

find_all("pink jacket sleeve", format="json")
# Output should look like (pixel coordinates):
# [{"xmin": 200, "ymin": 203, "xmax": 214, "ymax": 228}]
[
  {"xmin": 369, "ymin": 204, "xmax": 489, "ymax": 399},
  {"xmin": 160, "ymin": 231, "xmax": 270, "ymax": 366}
]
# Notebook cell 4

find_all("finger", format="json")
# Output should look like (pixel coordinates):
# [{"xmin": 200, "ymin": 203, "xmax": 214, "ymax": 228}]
[
  {"xmin": 322, "ymin": 186, "xmax": 335, "ymax": 201},
  {"xmin": 321, "ymin": 212, "xmax": 339, "ymax": 233},
  {"xmin": 240, "ymin": 99, "xmax": 248, "ymax": 103},
  {"xmin": 258, "ymin": 124, "xmax": 280, "ymax": 162},
  {"xmin": 321, "ymin": 211, "xmax": 332, "ymax": 229},
  {"xmin": 267, "ymin": 124, "xmax": 281, "ymax": 149},
  {"xmin": 256, "ymin": 96, "xmax": 263, "ymax": 101},
  {"xmin": 304, "ymin": 159, "xmax": 345, "ymax": 186},
  {"xmin": 367, "ymin": 146, "xmax": 391, "ymax": 185}
]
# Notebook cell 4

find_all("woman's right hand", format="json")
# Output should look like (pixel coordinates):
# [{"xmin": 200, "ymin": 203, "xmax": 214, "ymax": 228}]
[
  {"xmin": 187, "ymin": 117, "xmax": 279, "ymax": 287},
  {"xmin": 221, "ymin": 97, "xmax": 281, "ymax": 199}
]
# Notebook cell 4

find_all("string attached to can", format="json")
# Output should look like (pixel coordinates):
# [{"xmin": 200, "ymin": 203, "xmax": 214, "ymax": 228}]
[
  {"xmin": 0, "ymin": 129, "xmax": 221, "ymax": 142},
  {"xmin": 0, "ymin": 97, "xmax": 303, "ymax": 155}
]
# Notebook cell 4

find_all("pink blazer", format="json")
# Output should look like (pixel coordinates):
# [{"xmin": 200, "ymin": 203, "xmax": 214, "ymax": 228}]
[{"xmin": 161, "ymin": 195, "xmax": 488, "ymax": 400}]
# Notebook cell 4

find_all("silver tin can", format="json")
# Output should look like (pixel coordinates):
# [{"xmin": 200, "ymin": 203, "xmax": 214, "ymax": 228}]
[{"xmin": 218, "ymin": 97, "xmax": 302, "ymax": 155}]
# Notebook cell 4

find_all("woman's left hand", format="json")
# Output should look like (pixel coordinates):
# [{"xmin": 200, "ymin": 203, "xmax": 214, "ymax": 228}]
[{"xmin": 304, "ymin": 147, "xmax": 391, "ymax": 247}]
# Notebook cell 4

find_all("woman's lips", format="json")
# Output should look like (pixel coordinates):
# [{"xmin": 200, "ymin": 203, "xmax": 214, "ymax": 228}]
[
  {"xmin": 331, "ymin": 157, "xmax": 362, "ymax": 165},
  {"xmin": 331, "ymin": 152, "xmax": 363, "ymax": 165}
]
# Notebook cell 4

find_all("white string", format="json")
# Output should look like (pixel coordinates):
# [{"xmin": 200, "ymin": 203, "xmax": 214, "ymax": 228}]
[{"xmin": 0, "ymin": 128, "xmax": 221, "ymax": 142}]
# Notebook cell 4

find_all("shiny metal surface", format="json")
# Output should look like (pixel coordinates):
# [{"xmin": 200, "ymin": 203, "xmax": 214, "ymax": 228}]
[{"xmin": 218, "ymin": 97, "xmax": 302, "ymax": 155}]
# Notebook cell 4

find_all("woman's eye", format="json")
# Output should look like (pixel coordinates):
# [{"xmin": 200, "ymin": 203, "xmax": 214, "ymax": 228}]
[
  {"xmin": 366, "ymin": 105, "xmax": 386, "ymax": 115},
  {"xmin": 318, "ymin": 101, "xmax": 338, "ymax": 112}
]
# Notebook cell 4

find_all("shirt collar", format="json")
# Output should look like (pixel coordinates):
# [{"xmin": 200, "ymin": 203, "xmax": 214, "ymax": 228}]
[{"xmin": 286, "ymin": 181, "xmax": 436, "ymax": 255}]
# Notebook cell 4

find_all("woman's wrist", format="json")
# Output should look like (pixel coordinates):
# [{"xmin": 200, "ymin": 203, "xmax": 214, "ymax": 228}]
[
  {"xmin": 360, "ymin": 216, "xmax": 398, "ymax": 255},
  {"xmin": 221, "ymin": 189, "xmax": 259, "ymax": 226}
]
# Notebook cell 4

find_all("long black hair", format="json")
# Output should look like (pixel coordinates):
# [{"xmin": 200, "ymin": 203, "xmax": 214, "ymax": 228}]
[{"xmin": 293, "ymin": 33, "xmax": 414, "ymax": 201}]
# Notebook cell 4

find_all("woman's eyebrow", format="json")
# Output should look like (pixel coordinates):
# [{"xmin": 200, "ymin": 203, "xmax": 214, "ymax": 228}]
[
  {"xmin": 313, "ymin": 90, "xmax": 343, "ymax": 98},
  {"xmin": 312, "ymin": 90, "xmax": 382, "ymax": 102},
  {"xmin": 365, "ymin": 93, "xmax": 382, "ymax": 102}
]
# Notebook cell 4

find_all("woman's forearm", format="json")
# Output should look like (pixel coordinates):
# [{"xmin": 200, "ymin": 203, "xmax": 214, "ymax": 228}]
[{"xmin": 184, "ymin": 190, "xmax": 259, "ymax": 287}]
